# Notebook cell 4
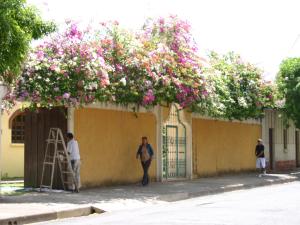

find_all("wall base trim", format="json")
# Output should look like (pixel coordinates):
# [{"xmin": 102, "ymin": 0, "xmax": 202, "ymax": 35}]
[{"xmin": 275, "ymin": 160, "xmax": 296, "ymax": 171}]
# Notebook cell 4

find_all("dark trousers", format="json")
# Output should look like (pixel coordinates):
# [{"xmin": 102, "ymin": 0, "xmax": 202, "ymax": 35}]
[{"xmin": 141, "ymin": 159, "xmax": 151, "ymax": 186}]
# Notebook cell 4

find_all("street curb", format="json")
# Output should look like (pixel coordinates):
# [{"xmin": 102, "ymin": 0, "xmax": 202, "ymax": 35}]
[
  {"xmin": 158, "ymin": 177, "xmax": 297, "ymax": 202},
  {"xmin": 0, "ymin": 206, "xmax": 104, "ymax": 225}
]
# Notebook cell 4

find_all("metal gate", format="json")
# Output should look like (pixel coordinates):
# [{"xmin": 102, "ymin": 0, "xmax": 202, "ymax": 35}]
[{"xmin": 162, "ymin": 104, "xmax": 186, "ymax": 179}]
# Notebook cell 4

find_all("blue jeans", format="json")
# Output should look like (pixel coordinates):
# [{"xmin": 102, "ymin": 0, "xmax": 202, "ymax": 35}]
[{"xmin": 141, "ymin": 159, "xmax": 151, "ymax": 186}]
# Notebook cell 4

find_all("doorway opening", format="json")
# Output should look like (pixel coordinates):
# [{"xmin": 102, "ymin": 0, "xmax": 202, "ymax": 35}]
[
  {"xmin": 162, "ymin": 104, "xmax": 186, "ymax": 179},
  {"xmin": 268, "ymin": 128, "xmax": 274, "ymax": 170},
  {"xmin": 295, "ymin": 130, "xmax": 300, "ymax": 167}
]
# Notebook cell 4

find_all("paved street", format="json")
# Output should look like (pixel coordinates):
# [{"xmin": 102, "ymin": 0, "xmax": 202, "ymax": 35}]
[
  {"xmin": 1, "ymin": 173, "xmax": 296, "ymax": 222},
  {"xmin": 33, "ymin": 181, "xmax": 300, "ymax": 225}
]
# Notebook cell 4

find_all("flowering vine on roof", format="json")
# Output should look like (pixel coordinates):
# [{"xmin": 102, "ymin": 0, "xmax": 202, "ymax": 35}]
[
  {"xmin": 5, "ymin": 16, "xmax": 209, "ymax": 110},
  {"xmin": 140, "ymin": 16, "xmax": 208, "ymax": 108},
  {"xmin": 3, "ymin": 16, "xmax": 275, "ymax": 119},
  {"xmin": 8, "ymin": 21, "xmax": 112, "ymax": 108}
]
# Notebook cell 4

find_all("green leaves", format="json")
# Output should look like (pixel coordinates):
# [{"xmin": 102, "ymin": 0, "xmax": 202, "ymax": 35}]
[
  {"xmin": 0, "ymin": 0, "xmax": 56, "ymax": 84},
  {"xmin": 277, "ymin": 58, "xmax": 300, "ymax": 128},
  {"xmin": 201, "ymin": 52, "xmax": 275, "ymax": 120}
]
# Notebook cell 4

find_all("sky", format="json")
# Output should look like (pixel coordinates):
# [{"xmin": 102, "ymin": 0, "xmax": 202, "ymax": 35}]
[{"xmin": 28, "ymin": 0, "xmax": 300, "ymax": 81}]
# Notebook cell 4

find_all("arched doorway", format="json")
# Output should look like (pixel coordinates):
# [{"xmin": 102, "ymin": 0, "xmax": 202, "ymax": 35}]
[{"xmin": 162, "ymin": 104, "xmax": 186, "ymax": 179}]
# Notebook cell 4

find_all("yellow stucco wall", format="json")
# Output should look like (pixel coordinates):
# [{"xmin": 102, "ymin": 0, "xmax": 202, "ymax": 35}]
[
  {"xmin": 1, "ymin": 106, "xmax": 24, "ymax": 178},
  {"xmin": 74, "ymin": 108, "xmax": 157, "ymax": 187},
  {"xmin": 192, "ymin": 119, "xmax": 261, "ymax": 176}
]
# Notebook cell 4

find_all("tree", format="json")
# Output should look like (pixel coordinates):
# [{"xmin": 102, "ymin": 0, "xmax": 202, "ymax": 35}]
[
  {"xmin": 199, "ymin": 52, "xmax": 275, "ymax": 120},
  {"xmin": 277, "ymin": 58, "xmax": 300, "ymax": 128},
  {"xmin": 0, "ymin": 0, "xmax": 56, "ymax": 84}
]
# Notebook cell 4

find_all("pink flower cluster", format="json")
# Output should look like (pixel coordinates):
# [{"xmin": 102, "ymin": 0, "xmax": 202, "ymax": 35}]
[
  {"xmin": 7, "ymin": 16, "xmax": 208, "ymax": 109},
  {"xmin": 143, "ymin": 89, "xmax": 155, "ymax": 105}
]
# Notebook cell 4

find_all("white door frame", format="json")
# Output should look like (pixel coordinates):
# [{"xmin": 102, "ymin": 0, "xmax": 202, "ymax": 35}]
[{"xmin": 157, "ymin": 104, "xmax": 192, "ymax": 181}]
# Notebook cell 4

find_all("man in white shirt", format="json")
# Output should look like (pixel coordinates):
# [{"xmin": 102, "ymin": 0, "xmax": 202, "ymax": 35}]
[{"xmin": 67, "ymin": 132, "xmax": 81, "ymax": 192}]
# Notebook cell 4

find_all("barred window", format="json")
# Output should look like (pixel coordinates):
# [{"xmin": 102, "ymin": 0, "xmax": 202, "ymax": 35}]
[{"xmin": 11, "ymin": 114, "xmax": 25, "ymax": 144}]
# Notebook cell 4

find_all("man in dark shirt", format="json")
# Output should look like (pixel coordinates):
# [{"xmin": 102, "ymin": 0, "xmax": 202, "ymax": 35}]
[{"xmin": 255, "ymin": 139, "xmax": 266, "ymax": 176}]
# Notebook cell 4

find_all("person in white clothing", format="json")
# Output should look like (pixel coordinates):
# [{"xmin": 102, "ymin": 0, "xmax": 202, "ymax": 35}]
[{"xmin": 67, "ymin": 132, "xmax": 81, "ymax": 192}]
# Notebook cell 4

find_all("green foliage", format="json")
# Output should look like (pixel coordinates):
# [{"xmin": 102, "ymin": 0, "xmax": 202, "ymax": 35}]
[
  {"xmin": 198, "ymin": 52, "xmax": 275, "ymax": 120},
  {"xmin": 0, "ymin": 0, "xmax": 56, "ymax": 84},
  {"xmin": 277, "ymin": 58, "xmax": 300, "ymax": 128}
]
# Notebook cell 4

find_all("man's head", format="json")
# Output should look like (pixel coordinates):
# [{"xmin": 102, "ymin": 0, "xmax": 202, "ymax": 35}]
[
  {"xmin": 142, "ymin": 136, "xmax": 148, "ymax": 145},
  {"xmin": 258, "ymin": 139, "xmax": 263, "ymax": 144},
  {"xmin": 67, "ymin": 132, "xmax": 74, "ymax": 141}
]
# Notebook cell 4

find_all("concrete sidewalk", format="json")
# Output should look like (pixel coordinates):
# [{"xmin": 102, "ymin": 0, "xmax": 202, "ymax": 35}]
[{"xmin": 0, "ymin": 172, "xmax": 299, "ymax": 225}]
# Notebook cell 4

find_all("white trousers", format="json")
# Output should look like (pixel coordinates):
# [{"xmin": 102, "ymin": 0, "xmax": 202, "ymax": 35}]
[
  {"xmin": 71, "ymin": 160, "xmax": 81, "ymax": 189},
  {"xmin": 256, "ymin": 158, "xmax": 266, "ymax": 169}
]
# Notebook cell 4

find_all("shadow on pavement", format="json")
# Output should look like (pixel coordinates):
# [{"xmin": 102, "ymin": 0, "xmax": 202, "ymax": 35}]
[{"xmin": 1, "ymin": 171, "xmax": 299, "ymax": 205}]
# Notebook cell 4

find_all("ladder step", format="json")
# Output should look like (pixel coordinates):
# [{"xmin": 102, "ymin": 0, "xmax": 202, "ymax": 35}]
[
  {"xmin": 46, "ymin": 139, "xmax": 64, "ymax": 142},
  {"xmin": 62, "ymin": 171, "xmax": 74, "ymax": 174},
  {"xmin": 46, "ymin": 158, "xmax": 53, "ymax": 162},
  {"xmin": 46, "ymin": 140, "xmax": 64, "ymax": 143},
  {"xmin": 43, "ymin": 162, "xmax": 55, "ymax": 165}
]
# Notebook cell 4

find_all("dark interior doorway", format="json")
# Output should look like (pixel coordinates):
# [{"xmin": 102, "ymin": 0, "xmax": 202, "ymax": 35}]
[
  {"xmin": 24, "ymin": 108, "xmax": 67, "ymax": 189},
  {"xmin": 268, "ymin": 128, "xmax": 274, "ymax": 170},
  {"xmin": 296, "ymin": 130, "xmax": 300, "ymax": 167}
]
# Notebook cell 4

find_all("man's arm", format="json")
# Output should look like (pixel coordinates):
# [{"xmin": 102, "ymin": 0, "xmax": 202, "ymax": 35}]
[
  {"xmin": 136, "ymin": 146, "xmax": 141, "ymax": 159},
  {"xmin": 256, "ymin": 146, "xmax": 264, "ymax": 157},
  {"xmin": 257, "ymin": 151, "xmax": 263, "ymax": 157},
  {"xmin": 148, "ymin": 144, "xmax": 154, "ymax": 159}
]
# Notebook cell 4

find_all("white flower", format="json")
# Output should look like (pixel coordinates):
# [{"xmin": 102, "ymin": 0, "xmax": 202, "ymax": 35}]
[
  {"xmin": 98, "ymin": 56, "xmax": 105, "ymax": 67},
  {"xmin": 54, "ymin": 67, "xmax": 61, "ymax": 73},
  {"xmin": 92, "ymin": 52, "xmax": 97, "ymax": 60},
  {"xmin": 238, "ymin": 97, "xmax": 247, "ymax": 108},
  {"xmin": 120, "ymin": 77, "xmax": 127, "ymax": 86},
  {"xmin": 249, "ymin": 80, "xmax": 255, "ymax": 86},
  {"xmin": 92, "ymin": 82, "xmax": 98, "ymax": 89}
]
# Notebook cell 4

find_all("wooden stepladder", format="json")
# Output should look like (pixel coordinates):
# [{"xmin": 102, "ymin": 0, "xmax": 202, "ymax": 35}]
[{"xmin": 40, "ymin": 128, "xmax": 78, "ymax": 192}]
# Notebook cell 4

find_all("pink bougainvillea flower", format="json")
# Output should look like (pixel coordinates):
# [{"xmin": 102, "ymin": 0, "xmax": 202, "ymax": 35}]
[
  {"xmin": 63, "ymin": 93, "xmax": 70, "ymax": 99},
  {"xmin": 36, "ymin": 50, "xmax": 44, "ymax": 60},
  {"xmin": 143, "ymin": 89, "xmax": 155, "ymax": 105},
  {"xmin": 49, "ymin": 64, "xmax": 57, "ymax": 71},
  {"xmin": 69, "ymin": 23, "xmax": 82, "ymax": 39}
]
